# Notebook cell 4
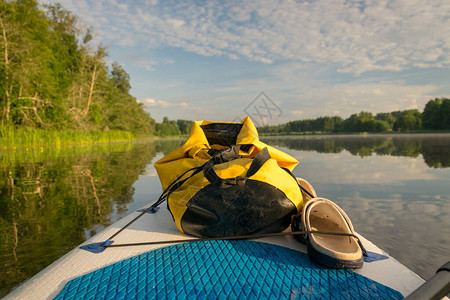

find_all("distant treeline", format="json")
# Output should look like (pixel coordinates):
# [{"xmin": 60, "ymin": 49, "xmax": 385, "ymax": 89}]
[
  {"xmin": 156, "ymin": 98, "xmax": 450, "ymax": 137},
  {"xmin": 154, "ymin": 118, "xmax": 194, "ymax": 136},
  {"xmin": 258, "ymin": 98, "xmax": 450, "ymax": 135}
]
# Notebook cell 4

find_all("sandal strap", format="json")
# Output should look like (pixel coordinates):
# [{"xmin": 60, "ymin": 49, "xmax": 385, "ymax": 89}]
[{"xmin": 302, "ymin": 197, "xmax": 355, "ymax": 235}]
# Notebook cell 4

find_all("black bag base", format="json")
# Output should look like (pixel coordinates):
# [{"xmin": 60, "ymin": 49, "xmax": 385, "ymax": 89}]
[{"xmin": 181, "ymin": 179, "xmax": 297, "ymax": 238}]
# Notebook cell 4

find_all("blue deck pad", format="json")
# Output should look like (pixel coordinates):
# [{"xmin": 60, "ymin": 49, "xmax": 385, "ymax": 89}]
[{"xmin": 56, "ymin": 240, "xmax": 403, "ymax": 299}]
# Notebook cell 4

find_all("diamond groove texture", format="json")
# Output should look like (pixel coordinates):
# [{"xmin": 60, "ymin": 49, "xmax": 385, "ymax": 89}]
[{"xmin": 55, "ymin": 240, "xmax": 403, "ymax": 299}]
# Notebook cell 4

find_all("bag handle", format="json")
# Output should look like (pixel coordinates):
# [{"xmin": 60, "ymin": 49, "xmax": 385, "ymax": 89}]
[
  {"xmin": 207, "ymin": 144, "xmax": 242, "ymax": 164},
  {"xmin": 203, "ymin": 147, "xmax": 271, "ymax": 188}
]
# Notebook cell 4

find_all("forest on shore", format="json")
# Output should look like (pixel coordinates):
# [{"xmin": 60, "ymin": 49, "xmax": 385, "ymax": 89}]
[{"xmin": 0, "ymin": 0, "xmax": 157, "ymax": 136}]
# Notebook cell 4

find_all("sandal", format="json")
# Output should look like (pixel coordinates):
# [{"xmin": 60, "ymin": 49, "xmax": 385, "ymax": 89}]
[
  {"xmin": 301, "ymin": 197, "xmax": 364, "ymax": 269},
  {"xmin": 292, "ymin": 178, "xmax": 317, "ymax": 243},
  {"xmin": 297, "ymin": 178, "xmax": 317, "ymax": 204}
]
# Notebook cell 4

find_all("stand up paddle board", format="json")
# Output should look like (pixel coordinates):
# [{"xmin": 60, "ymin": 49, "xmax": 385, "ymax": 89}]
[{"xmin": 5, "ymin": 200, "xmax": 427, "ymax": 299}]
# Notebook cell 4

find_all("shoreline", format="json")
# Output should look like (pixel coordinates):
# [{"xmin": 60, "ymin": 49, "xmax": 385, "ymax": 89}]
[
  {"xmin": 259, "ymin": 130, "xmax": 450, "ymax": 137},
  {"xmin": 2, "ymin": 127, "xmax": 450, "ymax": 150}
]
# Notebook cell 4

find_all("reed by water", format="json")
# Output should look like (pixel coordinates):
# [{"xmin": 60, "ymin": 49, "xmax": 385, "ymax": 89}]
[{"xmin": 0, "ymin": 126, "xmax": 135, "ymax": 149}]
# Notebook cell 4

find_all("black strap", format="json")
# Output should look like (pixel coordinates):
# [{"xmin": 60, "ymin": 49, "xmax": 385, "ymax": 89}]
[
  {"xmin": 203, "ymin": 159, "xmax": 245, "ymax": 188},
  {"xmin": 164, "ymin": 166, "xmax": 204, "ymax": 201},
  {"xmin": 207, "ymin": 144, "xmax": 241, "ymax": 164},
  {"xmin": 203, "ymin": 147, "xmax": 271, "ymax": 188},
  {"xmin": 247, "ymin": 147, "xmax": 270, "ymax": 177},
  {"xmin": 103, "ymin": 230, "xmax": 368, "ymax": 256},
  {"xmin": 106, "ymin": 165, "xmax": 204, "ymax": 241},
  {"xmin": 282, "ymin": 167, "xmax": 315, "ymax": 199}
]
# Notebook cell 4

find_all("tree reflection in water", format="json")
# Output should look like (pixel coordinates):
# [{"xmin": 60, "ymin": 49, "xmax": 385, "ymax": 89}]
[
  {"xmin": 262, "ymin": 133, "xmax": 450, "ymax": 168},
  {"xmin": 0, "ymin": 139, "xmax": 183, "ymax": 297}
]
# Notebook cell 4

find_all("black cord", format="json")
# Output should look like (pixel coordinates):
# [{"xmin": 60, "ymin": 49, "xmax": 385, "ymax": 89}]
[
  {"xmin": 107, "ymin": 165, "xmax": 203, "ymax": 241},
  {"xmin": 104, "ymin": 230, "xmax": 368, "ymax": 256}
]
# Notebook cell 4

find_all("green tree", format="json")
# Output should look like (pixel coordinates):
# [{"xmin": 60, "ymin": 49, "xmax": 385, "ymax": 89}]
[
  {"xmin": 358, "ymin": 111, "xmax": 373, "ymax": 123},
  {"xmin": 375, "ymin": 112, "xmax": 395, "ymax": 129},
  {"xmin": 375, "ymin": 120, "xmax": 390, "ymax": 132},
  {"xmin": 0, "ymin": 0, "xmax": 55, "ymax": 127},
  {"xmin": 156, "ymin": 117, "xmax": 180, "ymax": 136},
  {"xmin": 111, "ymin": 62, "xmax": 131, "ymax": 94},
  {"xmin": 422, "ymin": 98, "xmax": 443, "ymax": 130},
  {"xmin": 343, "ymin": 114, "xmax": 363, "ymax": 132},
  {"xmin": 176, "ymin": 119, "xmax": 194, "ymax": 135},
  {"xmin": 441, "ymin": 99, "xmax": 450, "ymax": 129},
  {"xmin": 0, "ymin": 1, "xmax": 156, "ymax": 134},
  {"xmin": 394, "ymin": 110, "xmax": 422, "ymax": 131},
  {"xmin": 89, "ymin": 102, "xmax": 102, "ymax": 125}
]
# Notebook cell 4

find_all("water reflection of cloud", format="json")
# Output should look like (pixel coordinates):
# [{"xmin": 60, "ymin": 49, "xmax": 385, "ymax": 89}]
[
  {"xmin": 282, "ymin": 143, "xmax": 450, "ymax": 279},
  {"xmin": 144, "ymin": 167, "xmax": 158, "ymax": 177},
  {"xmin": 290, "ymin": 150, "xmax": 436, "ymax": 185},
  {"xmin": 336, "ymin": 193, "xmax": 450, "ymax": 280}
]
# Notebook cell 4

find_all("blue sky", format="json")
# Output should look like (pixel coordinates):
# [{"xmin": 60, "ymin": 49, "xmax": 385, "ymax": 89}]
[{"xmin": 41, "ymin": 0, "xmax": 450, "ymax": 124}]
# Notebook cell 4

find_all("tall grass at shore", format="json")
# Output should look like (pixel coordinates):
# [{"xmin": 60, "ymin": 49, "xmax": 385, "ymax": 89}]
[
  {"xmin": 0, "ymin": 126, "xmax": 135, "ymax": 149},
  {"xmin": 0, "ymin": 142, "xmax": 136, "ymax": 167}
]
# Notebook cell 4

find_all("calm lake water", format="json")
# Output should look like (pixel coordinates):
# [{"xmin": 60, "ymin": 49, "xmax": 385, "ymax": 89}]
[{"xmin": 1, "ymin": 134, "xmax": 449, "ymax": 296}]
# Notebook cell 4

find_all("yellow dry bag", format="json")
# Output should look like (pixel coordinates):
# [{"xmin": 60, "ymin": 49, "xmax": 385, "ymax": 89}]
[{"xmin": 154, "ymin": 117, "xmax": 303, "ymax": 237}]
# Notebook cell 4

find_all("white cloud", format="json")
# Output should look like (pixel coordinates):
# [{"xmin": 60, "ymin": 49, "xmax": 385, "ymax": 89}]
[
  {"xmin": 232, "ymin": 78, "xmax": 438, "ymax": 121},
  {"xmin": 139, "ymin": 60, "xmax": 158, "ymax": 71},
  {"xmin": 303, "ymin": 82, "xmax": 439, "ymax": 117},
  {"xmin": 290, "ymin": 149, "xmax": 436, "ymax": 185},
  {"xmin": 139, "ymin": 98, "xmax": 188, "ymax": 108},
  {"xmin": 42, "ymin": 0, "xmax": 450, "ymax": 75},
  {"xmin": 291, "ymin": 110, "xmax": 303, "ymax": 117},
  {"xmin": 111, "ymin": 51, "xmax": 174, "ymax": 71}
]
